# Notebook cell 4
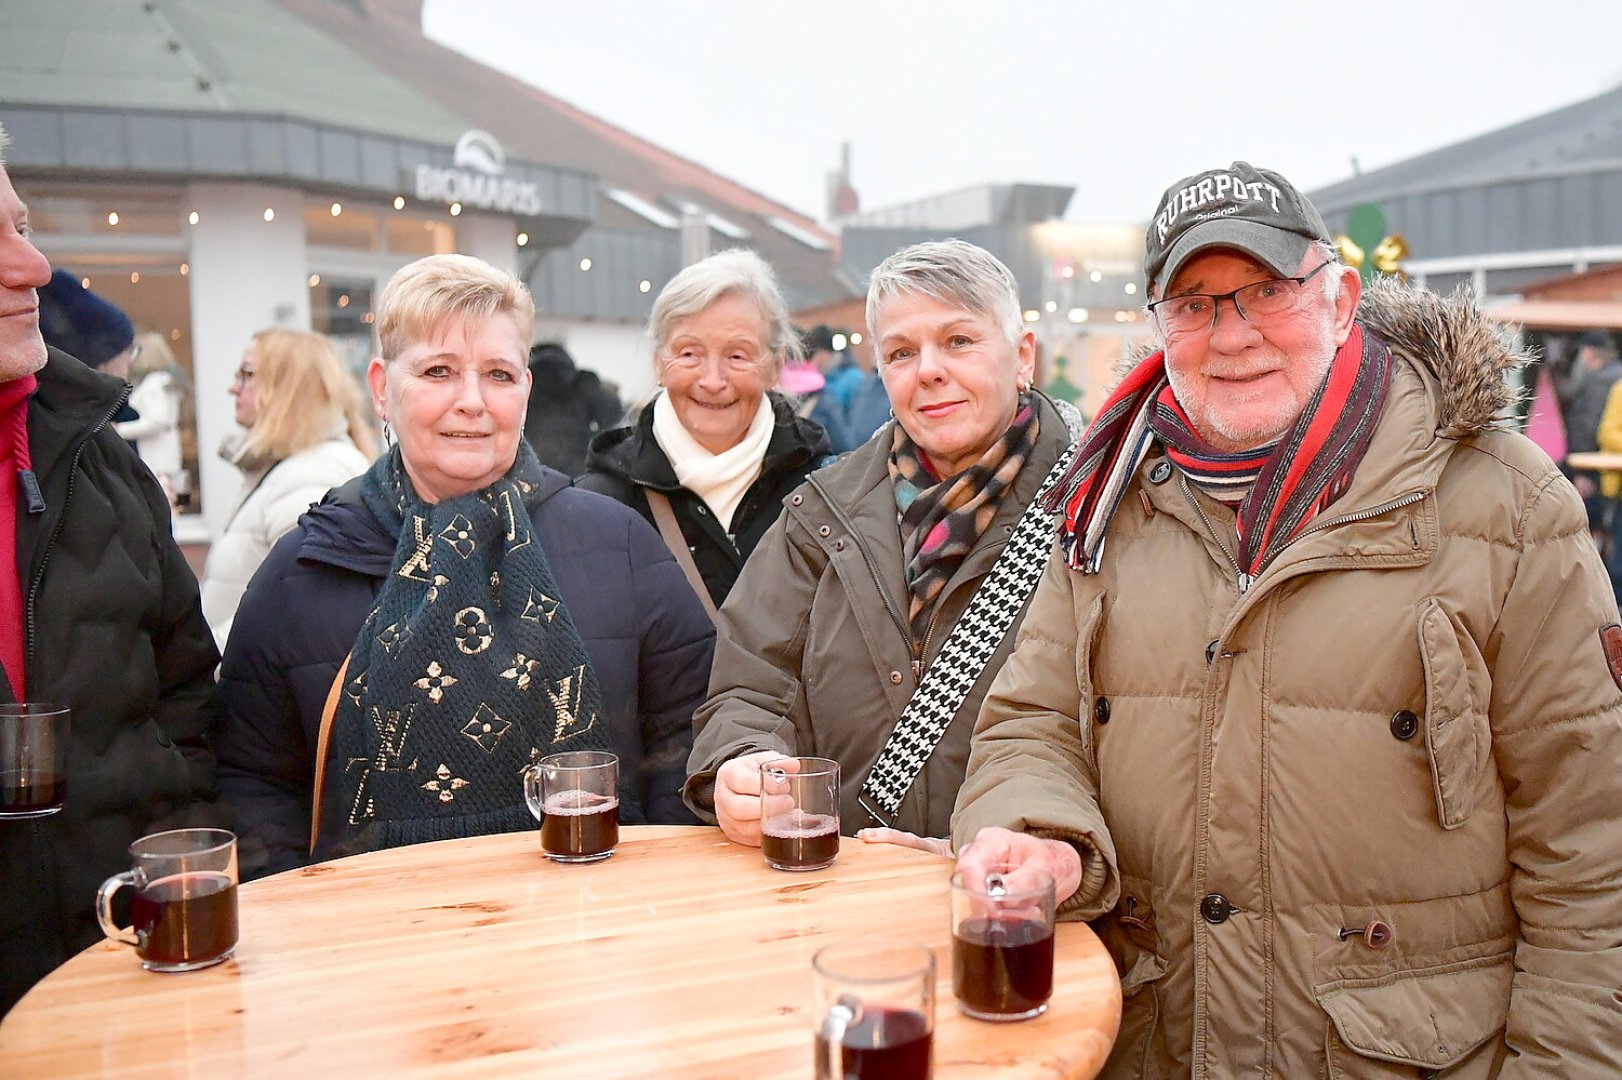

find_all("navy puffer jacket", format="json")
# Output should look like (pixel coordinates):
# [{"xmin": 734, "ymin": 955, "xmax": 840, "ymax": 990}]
[{"xmin": 216, "ymin": 468, "xmax": 714, "ymax": 880}]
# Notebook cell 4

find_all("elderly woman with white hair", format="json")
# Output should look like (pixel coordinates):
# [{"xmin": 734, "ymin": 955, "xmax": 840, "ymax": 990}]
[
  {"xmin": 684, "ymin": 240, "xmax": 1082, "ymax": 852},
  {"xmin": 578, "ymin": 249, "xmax": 832, "ymax": 615}
]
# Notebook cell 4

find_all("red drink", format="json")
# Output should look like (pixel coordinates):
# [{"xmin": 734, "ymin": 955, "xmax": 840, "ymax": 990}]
[
  {"xmin": 815, "ymin": 1005, "xmax": 931, "ymax": 1079},
  {"xmin": 761, "ymin": 810, "xmax": 839, "ymax": 871},
  {"xmin": 952, "ymin": 916, "xmax": 1054, "ymax": 1019},
  {"xmin": 540, "ymin": 789, "xmax": 619, "ymax": 862},
  {"xmin": 130, "ymin": 871, "xmax": 238, "ymax": 970},
  {"xmin": 0, "ymin": 770, "xmax": 66, "ymax": 816}
]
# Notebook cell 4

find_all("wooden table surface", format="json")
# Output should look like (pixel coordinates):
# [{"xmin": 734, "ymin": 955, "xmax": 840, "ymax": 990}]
[{"xmin": 1, "ymin": 826, "xmax": 1121, "ymax": 1078}]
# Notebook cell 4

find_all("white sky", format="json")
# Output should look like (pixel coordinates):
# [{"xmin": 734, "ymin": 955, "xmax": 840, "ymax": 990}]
[{"xmin": 424, "ymin": 1, "xmax": 1622, "ymax": 226}]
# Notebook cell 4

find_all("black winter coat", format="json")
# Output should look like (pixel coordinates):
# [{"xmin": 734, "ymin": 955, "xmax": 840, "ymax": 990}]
[
  {"xmin": 216, "ymin": 469, "xmax": 715, "ymax": 881},
  {"xmin": 523, "ymin": 351, "xmax": 625, "ymax": 477},
  {"xmin": 577, "ymin": 393, "xmax": 832, "ymax": 609},
  {"xmin": 1, "ymin": 350, "xmax": 223, "ymax": 1015}
]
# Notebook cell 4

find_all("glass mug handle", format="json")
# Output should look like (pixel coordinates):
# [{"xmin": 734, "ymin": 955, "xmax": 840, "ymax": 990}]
[
  {"xmin": 95, "ymin": 871, "xmax": 140, "ymax": 947},
  {"xmin": 521, "ymin": 764, "xmax": 544, "ymax": 821},
  {"xmin": 821, "ymin": 996, "xmax": 860, "ymax": 1080}
]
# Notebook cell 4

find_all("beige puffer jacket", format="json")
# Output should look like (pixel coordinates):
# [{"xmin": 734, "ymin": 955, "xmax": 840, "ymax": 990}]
[{"xmin": 953, "ymin": 280, "xmax": 1622, "ymax": 1079}]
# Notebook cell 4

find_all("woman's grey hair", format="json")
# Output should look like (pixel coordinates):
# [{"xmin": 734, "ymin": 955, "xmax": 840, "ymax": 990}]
[
  {"xmin": 865, "ymin": 239, "xmax": 1024, "ymax": 358},
  {"xmin": 648, "ymin": 248, "xmax": 801, "ymax": 368}
]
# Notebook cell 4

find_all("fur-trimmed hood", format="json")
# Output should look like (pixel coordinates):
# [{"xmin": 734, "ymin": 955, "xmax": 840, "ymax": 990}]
[
  {"xmin": 1119, "ymin": 276, "xmax": 1533, "ymax": 439},
  {"xmin": 1358, "ymin": 275, "xmax": 1531, "ymax": 438}
]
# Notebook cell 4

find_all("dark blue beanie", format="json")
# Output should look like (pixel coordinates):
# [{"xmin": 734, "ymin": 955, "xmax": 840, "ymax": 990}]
[{"xmin": 37, "ymin": 269, "xmax": 135, "ymax": 369}]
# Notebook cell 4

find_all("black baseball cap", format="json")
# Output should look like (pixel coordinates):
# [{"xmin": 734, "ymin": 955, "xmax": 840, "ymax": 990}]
[{"xmin": 1144, "ymin": 161, "xmax": 1332, "ymax": 291}]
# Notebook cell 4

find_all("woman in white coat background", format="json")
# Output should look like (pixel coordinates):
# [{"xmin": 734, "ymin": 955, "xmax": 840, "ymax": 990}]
[{"xmin": 201, "ymin": 328, "xmax": 375, "ymax": 650}]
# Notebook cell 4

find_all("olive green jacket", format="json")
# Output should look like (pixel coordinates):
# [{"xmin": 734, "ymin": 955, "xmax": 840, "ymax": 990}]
[
  {"xmin": 954, "ymin": 280, "xmax": 1622, "ymax": 1079},
  {"xmin": 684, "ymin": 393, "xmax": 1076, "ymax": 839}
]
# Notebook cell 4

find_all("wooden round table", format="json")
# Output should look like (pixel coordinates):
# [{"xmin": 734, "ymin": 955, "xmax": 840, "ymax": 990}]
[{"xmin": 1, "ymin": 826, "xmax": 1121, "ymax": 1078}]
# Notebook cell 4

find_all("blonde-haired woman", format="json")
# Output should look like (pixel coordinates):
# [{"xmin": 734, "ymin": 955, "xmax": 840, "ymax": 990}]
[{"xmin": 200, "ymin": 329, "xmax": 375, "ymax": 650}]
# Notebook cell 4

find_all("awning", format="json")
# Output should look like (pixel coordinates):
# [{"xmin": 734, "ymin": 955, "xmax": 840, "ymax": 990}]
[{"xmin": 1486, "ymin": 300, "xmax": 1622, "ymax": 331}]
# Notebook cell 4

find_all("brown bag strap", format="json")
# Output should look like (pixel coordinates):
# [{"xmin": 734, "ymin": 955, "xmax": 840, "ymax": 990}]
[
  {"xmin": 645, "ymin": 490, "xmax": 720, "ymax": 625},
  {"xmin": 309, "ymin": 651, "xmax": 352, "ymax": 856}
]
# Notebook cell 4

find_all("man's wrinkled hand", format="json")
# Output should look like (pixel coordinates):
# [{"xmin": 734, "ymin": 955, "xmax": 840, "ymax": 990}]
[{"xmin": 954, "ymin": 826, "xmax": 1083, "ymax": 903}]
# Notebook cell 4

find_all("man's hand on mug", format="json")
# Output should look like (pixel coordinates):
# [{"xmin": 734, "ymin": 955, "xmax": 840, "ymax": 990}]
[
  {"xmin": 713, "ymin": 750, "xmax": 790, "ymax": 847},
  {"xmin": 954, "ymin": 826, "xmax": 1083, "ymax": 904}
]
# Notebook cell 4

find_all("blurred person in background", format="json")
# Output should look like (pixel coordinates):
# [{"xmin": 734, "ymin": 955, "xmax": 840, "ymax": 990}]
[
  {"xmin": 216, "ymin": 254, "xmax": 713, "ymax": 880},
  {"xmin": 0, "ymin": 121, "xmax": 223, "ymax": 1014},
  {"xmin": 522, "ymin": 340, "xmax": 623, "ymax": 477},
  {"xmin": 684, "ymin": 239, "xmax": 1081, "ymax": 850},
  {"xmin": 199, "ymin": 328, "xmax": 375, "ymax": 651},
  {"xmin": 36, "ymin": 268, "xmax": 140, "ymax": 435},
  {"xmin": 579, "ymin": 249, "xmax": 832, "ymax": 613},
  {"xmin": 1558, "ymin": 329, "xmax": 1622, "ymax": 534},
  {"xmin": 114, "ymin": 330, "xmax": 189, "ymax": 510}
]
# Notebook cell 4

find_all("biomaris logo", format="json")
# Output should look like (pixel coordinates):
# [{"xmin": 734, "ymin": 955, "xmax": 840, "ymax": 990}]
[{"xmin": 453, "ymin": 130, "xmax": 505, "ymax": 176}]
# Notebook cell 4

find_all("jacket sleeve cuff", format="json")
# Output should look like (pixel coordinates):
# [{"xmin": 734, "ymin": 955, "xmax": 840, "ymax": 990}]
[{"xmin": 1030, "ymin": 826, "xmax": 1117, "ymax": 921}]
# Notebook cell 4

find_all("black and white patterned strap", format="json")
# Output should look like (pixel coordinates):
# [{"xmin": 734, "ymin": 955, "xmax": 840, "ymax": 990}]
[{"xmin": 857, "ymin": 441, "xmax": 1079, "ymax": 828}]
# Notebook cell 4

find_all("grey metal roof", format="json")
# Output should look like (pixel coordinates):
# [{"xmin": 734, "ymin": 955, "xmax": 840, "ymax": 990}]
[{"xmin": 1310, "ymin": 82, "xmax": 1622, "ymax": 212}]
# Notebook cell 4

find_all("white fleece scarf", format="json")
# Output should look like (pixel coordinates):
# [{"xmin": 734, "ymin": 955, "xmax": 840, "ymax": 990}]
[{"xmin": 651, "ymin": 391, "xmax": 773, "ymax": 533}]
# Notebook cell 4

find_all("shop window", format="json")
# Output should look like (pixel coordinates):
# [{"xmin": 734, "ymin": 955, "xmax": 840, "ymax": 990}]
[
  {"xmin": 305, "ymin": 201, "xmax": 380, "ymax": 251},
  {"xmin": 386, "ymin": 214, "xmax": 455, "ymax": 257}
]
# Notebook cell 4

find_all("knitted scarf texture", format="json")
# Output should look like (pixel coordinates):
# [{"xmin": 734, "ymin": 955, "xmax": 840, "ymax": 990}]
[
  {"xmin": 890, "ymin": 394, "xmax": 1040, "ymax": 643},
  {"xmin": 1047, "ymin": 325, "xmax": 1392, "ymax": 578},
  {"xmin": 319, "ymin": 441, "xmax": 613, "ymax": 860}
]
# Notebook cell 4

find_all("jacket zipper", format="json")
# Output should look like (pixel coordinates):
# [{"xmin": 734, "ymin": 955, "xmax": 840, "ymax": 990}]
[
  {"xmin": 1179, "ymin": 474, "xmax": 1252, "ymax": 596},
  {"xmin": 806, "ymin": 472, "xmax": 916, "ymax": 656},
  {"xmin": 25, "ymin": 385, "xmax": 129, "ymax": 677},
  {"xmin": 1290, "ymin": 490, "xmax": 1428, "ymax": 542}
]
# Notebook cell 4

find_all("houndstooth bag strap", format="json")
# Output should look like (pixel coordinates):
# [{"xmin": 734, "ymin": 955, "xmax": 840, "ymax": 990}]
[{"xmin": 857, "ymin": 441, "xmax": 1078, "ymax": 828}]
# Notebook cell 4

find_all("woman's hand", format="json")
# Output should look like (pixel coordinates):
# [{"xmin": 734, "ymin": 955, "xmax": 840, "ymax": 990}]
[
  {"xmin": 954, "ymin": 825, "xmax": 1083, "ymax": 903},
  {"xmin": 857, "ymin": 827, "xmax": 952, "ymax": 859},
  {"xmin": 713, "ymin": 750, "xmax": 790, "ymax": 847}
]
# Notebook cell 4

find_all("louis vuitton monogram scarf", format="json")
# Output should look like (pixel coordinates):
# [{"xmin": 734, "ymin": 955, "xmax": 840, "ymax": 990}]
[{"xmin": 319, "ymin": 441, "xmax": 613, "ymax": 860}]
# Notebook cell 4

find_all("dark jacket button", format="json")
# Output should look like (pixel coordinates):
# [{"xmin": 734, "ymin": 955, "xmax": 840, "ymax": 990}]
[
  {"xmin": 1390, "ymin": 710, "xmax": 1419, "ymax": 740},
  {"xmin": 1200, "ymin": 893, "xmax": 1231, "ymax": 924},
  {"xmin": 1149, "ymin": 460, "xmax": 1172, "ymax": 484},
  {"xmin": 1205, "ymin": 640, "xmax": 1220, "ymax": 665},
  {"xmin": 1093, "ymin": 697, "xmax": 1111, "ymax": 724}
]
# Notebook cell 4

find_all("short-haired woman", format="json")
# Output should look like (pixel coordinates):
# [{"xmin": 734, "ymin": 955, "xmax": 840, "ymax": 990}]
[
  {"xmin": 200, "ymin": 328, "xmax": 374, "ymax": 650},
  {"xmin": 577, "ymin": 249, "xmax": 831, "ymax": 612},
  {"xmin": 217, "ymin": 254, "xmax": 714, "ymax": 879},
  {"xmin": 685, "ymin": 240, "xmax": 1082, "ymax": 851}
]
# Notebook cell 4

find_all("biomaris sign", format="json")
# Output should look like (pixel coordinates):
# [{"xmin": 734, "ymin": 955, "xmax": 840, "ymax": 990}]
[{"xmin": 413, "ymin": 130, "xmax": 542, "ymax": 215}]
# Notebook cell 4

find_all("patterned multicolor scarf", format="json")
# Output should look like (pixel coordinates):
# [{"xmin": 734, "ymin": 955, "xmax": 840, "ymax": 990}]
[
  {"xmin": 318, "ymin": 441, "xmax": 615, "ymax": 860},
  {"xmin": 1046, "ymin": 324, "xmax": 1392, "ymax": 579},
  {"xmin": 890, "ymin": 395, "xmax": 1040, "ymax": 643}
]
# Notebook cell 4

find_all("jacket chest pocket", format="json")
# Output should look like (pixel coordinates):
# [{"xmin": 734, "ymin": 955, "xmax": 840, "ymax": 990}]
[{"xmin": 1416, "ymin": 599, "xmax": 1491, "ymax": 830}]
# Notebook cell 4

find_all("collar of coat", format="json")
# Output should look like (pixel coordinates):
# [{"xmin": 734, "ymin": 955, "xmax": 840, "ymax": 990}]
[{"xmin": 583, "ymin": 390, "xmax": 831, "ymax": 493}]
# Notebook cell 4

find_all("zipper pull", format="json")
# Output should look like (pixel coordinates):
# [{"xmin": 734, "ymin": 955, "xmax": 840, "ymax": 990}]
[
  {"xmin": 18, "ymin": 469, "xmax": 43, "ymax": 514},
  {"xmin": 1236, "ymin": 572, "xmax": 1253, "ymax": 595},
  {"xmin": 911, "ymin": 657, "xmax": 923, "ymax": 681}
]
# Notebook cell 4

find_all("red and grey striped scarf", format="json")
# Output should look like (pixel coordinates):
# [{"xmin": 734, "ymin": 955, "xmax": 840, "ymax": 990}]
[{"xmin": 1045, "ymin": 324, "xmax": 1392, "ymax": 579}]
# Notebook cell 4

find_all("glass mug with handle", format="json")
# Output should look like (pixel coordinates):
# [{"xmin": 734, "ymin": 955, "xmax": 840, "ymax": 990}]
[
  {"xmin": 0, "ymin": 703, "xmax": 71, "ymax": 818},
  {"xmin": 759, "ymin": 756, "xmax": 840, "ymax": 871},
  {"xmin": 522, "ymin": 750, "xmax": 620, "ymax": 862},
  {"xmin": 813, "ymin": 938, "xmax": 935, "ymax": 1080},
  {"xmin": 96, "ymin": 828, "xmax": 240, "ymax": 972}
]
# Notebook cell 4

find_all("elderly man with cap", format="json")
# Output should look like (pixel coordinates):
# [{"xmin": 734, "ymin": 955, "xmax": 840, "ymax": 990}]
[
  {"xmin": 0, "ymin": 122, "xmax": 222, "ymax": 1013},
  {"xmin": 952, "ymin": 161, "xmax": 1622, "ymax": 1077}
]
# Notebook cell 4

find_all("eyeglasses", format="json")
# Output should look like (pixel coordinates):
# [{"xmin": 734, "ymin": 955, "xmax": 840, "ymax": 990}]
[
  {"xmin": 127, "ymin": 344, "xmax": 143, "ymax": 364},
  {"xmin": 1146, "ymin": 259, "xmax": 1336, "ymax": 336},
  {"xmin": 231, "ymin": 366, "xmax": 256, "ymax": 386}
]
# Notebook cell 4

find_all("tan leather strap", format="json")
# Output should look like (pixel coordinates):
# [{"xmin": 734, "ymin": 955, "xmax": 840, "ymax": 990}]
[
  {"xmin": 645, "ymin": 490, "xmax": 720, "ymax": 625},
  {"xmin": 309, "ymin": 651, "xmax": 352, "ymax": 856}
]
